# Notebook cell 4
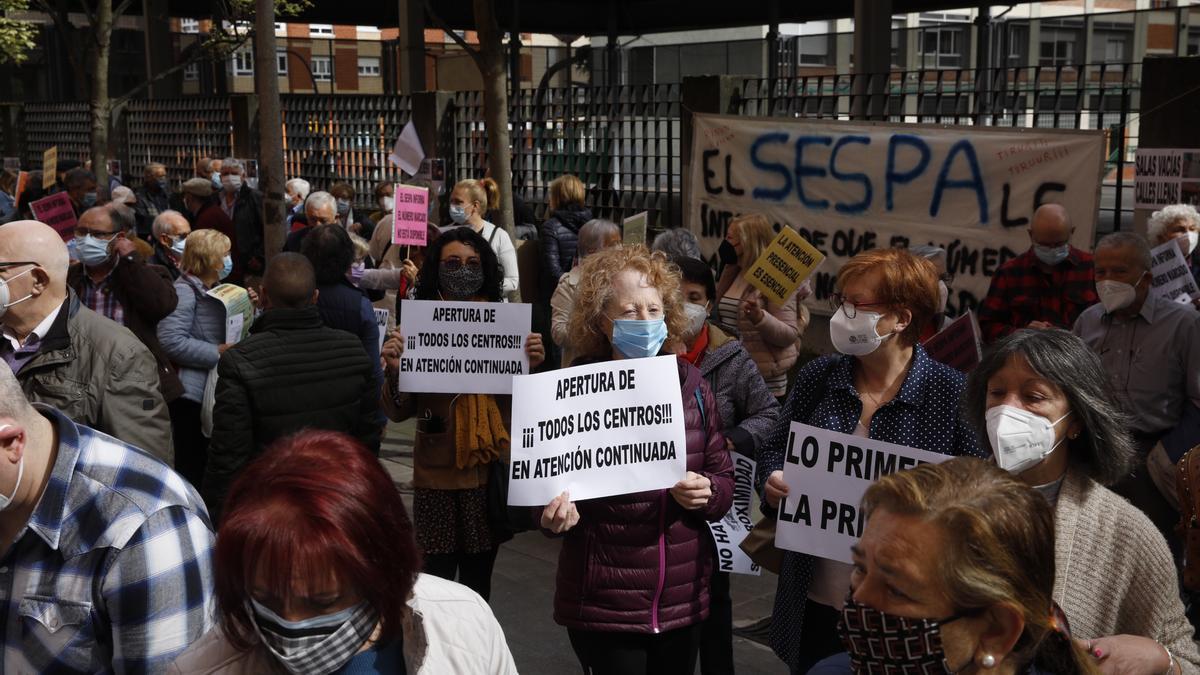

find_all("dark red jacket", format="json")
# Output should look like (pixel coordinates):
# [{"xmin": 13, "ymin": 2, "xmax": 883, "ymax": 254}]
[
  {"xmin": 553, "ymin": 356, "xmax": 733, "ymax": 634},
  {"xmin": 191, "ymin": 200, "xmax": 243, "ymax": 284}
]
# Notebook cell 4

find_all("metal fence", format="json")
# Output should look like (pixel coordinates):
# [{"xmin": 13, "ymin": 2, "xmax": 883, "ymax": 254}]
[
  {"xmin": 24, "ymin": 102, "xmax": 90, "ymax": 170},
  {"xmin": 126, "ymin": 97, "xmax": 234, "ymax": 185}
]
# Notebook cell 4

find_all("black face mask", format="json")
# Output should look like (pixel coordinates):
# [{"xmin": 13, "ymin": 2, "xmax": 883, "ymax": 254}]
[
  {"xmin": 438, "ymin": 262, "xmax": 485, "ymax": 300},
  {"xmin": 718, "ymin": 239, "xmax": 738, "ymax": 267}
]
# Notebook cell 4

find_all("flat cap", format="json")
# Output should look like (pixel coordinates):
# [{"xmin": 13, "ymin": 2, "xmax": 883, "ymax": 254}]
[{"xmin": 181, "ymin": 177, "xmax": 213, "ymax": 198}]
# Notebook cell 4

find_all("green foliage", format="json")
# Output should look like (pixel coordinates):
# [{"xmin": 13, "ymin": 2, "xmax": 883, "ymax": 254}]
[{"xmin": 0, "ymin": 0, "xmax": 38, "ymax": 65}]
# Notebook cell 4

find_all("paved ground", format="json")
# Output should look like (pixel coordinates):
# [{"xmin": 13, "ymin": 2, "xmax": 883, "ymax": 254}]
[{"xmin": 380, "ymin": 418, "xmax": 789, "ymax": 674}]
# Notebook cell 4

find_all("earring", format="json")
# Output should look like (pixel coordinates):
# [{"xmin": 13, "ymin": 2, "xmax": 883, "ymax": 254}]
[{"xmin": 981, "ymin": 654, "xmax": 997, "ymax": 668}]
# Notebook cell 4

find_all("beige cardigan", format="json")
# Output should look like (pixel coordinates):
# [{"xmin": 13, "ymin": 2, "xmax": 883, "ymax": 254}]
[{"xmin": 1055, "ymin": 470, "xmax": 1200, "ymax": 673}]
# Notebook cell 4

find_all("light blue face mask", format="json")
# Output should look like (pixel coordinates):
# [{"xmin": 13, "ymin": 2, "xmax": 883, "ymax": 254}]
[
  {"xmin": 1033, "ymin": 243, "xmax": 1069, "ymax": 266},
  {"xmin": 448, "ymin": 204, "xmax": 469, "ymax": 225},
  {"xmin": 81, "ymin": 192, "xmax": 98, "ymax": 209},
  {"xmin": 219, "ymin": 255, "xmax": 233, "ymax": 281},
  {"xmin": 75, "ymin": 234, "xmax": 112, "ymax": 267},
  {"xmin": 170, "ymin": 235, "xmax": 187, "ymax": 257},
  {"xmin": 611, "ymin": 318, "xmax": 668, "ymax": 359}
]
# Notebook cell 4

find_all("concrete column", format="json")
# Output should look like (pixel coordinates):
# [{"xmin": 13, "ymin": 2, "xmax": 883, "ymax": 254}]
[
  {"xmin": 397, "ymin": 0, "xmax": 426, "ymax": 94},
  {"xmin": 680, "ymin": 75, "xmax": 746, "ymax": 239},
  {"xmin": 851, "ymin": 0, "xmax": 891, "ymax": 120}
]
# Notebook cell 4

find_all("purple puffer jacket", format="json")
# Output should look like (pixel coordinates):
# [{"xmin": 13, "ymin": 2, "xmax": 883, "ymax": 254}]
[{"xmin": 553, "ymin": 356, "xmax": 734, "ymax": 634}]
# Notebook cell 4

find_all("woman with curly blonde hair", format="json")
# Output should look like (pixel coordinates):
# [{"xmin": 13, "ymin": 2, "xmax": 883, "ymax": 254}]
[{"xmin": 541, "ymin": 244, "xmax": 735, "ymax": 675}]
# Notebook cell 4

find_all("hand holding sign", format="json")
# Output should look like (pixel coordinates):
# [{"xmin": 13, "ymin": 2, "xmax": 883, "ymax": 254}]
[
  {"xmin": 740, "ymin": 293, "xmax": 765, "ymax": 324},
  {"xmin": 764, "ymin": 469, "xmax": 788, "ymax": 508},
  {"xmin": 541, "ymin": 491, "xmax": 580, "ymax": 533},
  {"xmin": 382, "ymin": 329, "xmax": 405, "ymax": 373},
  {"xmin": 671, "ymin": 471, "xmax": 713, "ymax": 510}
]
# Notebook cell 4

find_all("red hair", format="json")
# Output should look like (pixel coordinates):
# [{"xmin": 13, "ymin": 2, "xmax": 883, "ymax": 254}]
[
  {"xmin": 214, "ymin": 430, "xmax": 421, "ymax": 651},
  {"xmin": 837, "ymin": 247, "xmax": 939, "ymax": 345}
]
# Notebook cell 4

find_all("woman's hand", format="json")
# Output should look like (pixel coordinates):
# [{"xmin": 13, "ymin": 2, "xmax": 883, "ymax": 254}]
[
  {"xmin": 217, "ymin": 343, "xmax": 233, "ymax": 355},
  {"xmin": 671, "ymin": 471, "xmax": 713, "ymax": 510},
  {"xmin": 1081, "ymin": 635, "xmax": 1174, "ymax": 675},
  {"xmin": 381, "ymin": 329, "xmax": 404, "ymax": 374},
  {"xmin": 247, "ymin": 287, "xmax": 263, "ymax": 310},
  {"xmin": 400, "ymin": 259, "xmax": 419, "ymax": 284},
  {"xmin": 764, "ymin": 470, "xmax": 788, "ymax": 508},
  {"xmin": 541, "ymin": 491, "xmax": 579, "ymax": 533},
  {"xmin": 741, "ymin": 294, "xmax": 765, "ymax": 324},
  {"xmin": 525, "ymin": 333, "xmax": 545, "ymax": 369}
]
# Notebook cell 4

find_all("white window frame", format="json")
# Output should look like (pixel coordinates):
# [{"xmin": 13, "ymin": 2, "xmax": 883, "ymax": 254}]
[
  {"xmin": 918, "ymin": 27, "xmax": 962, "ymax": 69},
  {"xmin": 312, "ymin": 55, "xmax": 332, "ymax": 81},
  {"xmin": 357, "ymin": 56, "xmax": 381, "ymax": 76},
  {"xmin": 277, "ymin": 49, "xmax": 289, "ymax": 75},
  {"xmin": 184, "ymin": 62, "xmax": 199, "ymax": 81},
  {"xmin": 180, "ymin": 18, "xmax": 200, "ymax": 34},
  {"xmin": 232, "ymin": 49, "xmax": 254, "ymax": 76},
  {"xmin": 310, "ymin": 23, "xmax": 334, "ymax": 37}
]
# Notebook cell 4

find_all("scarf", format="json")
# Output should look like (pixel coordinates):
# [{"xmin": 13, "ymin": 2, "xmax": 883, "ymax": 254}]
[
  {"xmin": 681, "ymin": 323, "xmax": 709, "ymax": 366},
  {"xmin": 453, "ymin": 394, "xmax": 509, "ymax": 470}
]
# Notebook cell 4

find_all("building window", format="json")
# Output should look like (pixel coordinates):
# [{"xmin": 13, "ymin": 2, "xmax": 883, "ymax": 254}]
[
  {"xmin": 1093, "ymin": 32, "xmax": 1129, "ymax": 63},
  {"xmin": 180, "ymin": 18, "xmax": 199, "ymax": 34},
  {"xmin": 232, "ymin": 49, "xmax": 254, "ymax": 76},
  {"xmin": 277, "ymin": 49, "xmax": 288, "ymax": 74},
  {"xmin": 184, "ymin": 62, "xmax": 198, "ymax": 81},
  {"xmin": 799, "ymin": 34, "xmax": 830, "ymax": 66},
  {"xmin": 1039, "ymin": 28, "xmax": 1078, "ymax": 67},
  {"xmin": 918, "ymin": 27, "xmax": 963, "ymax": 69},
  {"xmin": 357, "ymin": 57, "xmax": 381, "ymax": 76},
  {"xmin": 310, "ymin": 23, "xmax": 334, "ymax": 37},
  {"xmin": 312, "ymin": 55, "xmax": 332, "ymax": 81},
  {"xmin": 1190, "ymin": 30, "xmax": 1200, "ymax": 56}
]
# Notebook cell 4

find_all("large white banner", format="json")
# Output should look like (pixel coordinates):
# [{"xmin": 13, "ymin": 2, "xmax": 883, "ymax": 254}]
[
  {"xmin": 689, "ymin": 114, "xmax": 1104, "ymax": 314},
  {"xmin": 507, "ymin": 356, "xmax": 687, "ymax": 506},
  {"xmin": 775, "ymin": 423, "xmax": 950, "ymax": 564},
  {"xmin": 708, "ymin": 451, "xmax": 760, "ymax": 576},
  {"xmin": 397, "ymin": 300, "xmax": 530, "ymax": 394}
]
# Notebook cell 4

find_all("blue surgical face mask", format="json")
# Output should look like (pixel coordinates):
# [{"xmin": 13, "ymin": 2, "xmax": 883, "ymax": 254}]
[
  {"xmin": 1033, "ymin": 243, "xmax": 1069, "ymax": 266},
  {"xmin": 448, "ymin": 204, "xmax": 468, "ymax": 225},
  {"xmin": 75, "ymin": 234, "xmax": 112, "ymax": 267},
  {"xmin": 211, "ymin": 172, "xmax": 221, "ymax": 189},
  {"xmin": 220, "ymin": 255, "xmax": 233, "ymax": 280},
  {"xmin": 611, "ymin": 318, "xmax": 668, "ymax": 359},
  {"xmin": 170, "ymin": 235, "xmax": 187, "ymax": 257},
  {"xmin": 81, "ymin": 192, "xmax": 98, "ymax": 209},
  {"xmin": 336, "ymin": 199, "xmax": 351, "ymax": 217}
]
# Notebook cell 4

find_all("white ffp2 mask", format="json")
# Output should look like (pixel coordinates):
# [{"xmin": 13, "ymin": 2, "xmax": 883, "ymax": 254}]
[
  {"xmin": 829, "ymin": 308, "xmax": 893, "ymax": 356},
  {"xmin": 986, "ymin": 405, "xmax": 1070, "ymax": 475},
  {"xmin": 0, "ymin": 425, "xmax": 23, "ymax": 512}
]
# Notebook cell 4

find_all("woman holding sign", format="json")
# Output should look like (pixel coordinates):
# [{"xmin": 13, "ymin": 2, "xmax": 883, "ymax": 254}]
[
  {"xmin": 380, "ymin": 226, "xmax": 544, "ymax": 602},
  {"xmin": 541, "ymin": 245, "xmax": 734, "ymax": 675},
  {"xmin": 963, "ymin": 329, "xmax": 1200, "ymax": 674},
  {"xmin": 756, "ymin": 247, "xmax": 983, "ymax": 673}
]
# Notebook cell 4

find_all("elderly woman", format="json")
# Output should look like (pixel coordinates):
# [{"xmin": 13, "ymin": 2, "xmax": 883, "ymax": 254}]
[
  {"xmin": 156, "ymin": 228, "xmax": 233, "ymax": 487},
  {"xmin": 964, "ymin": 329, "xmax": 1200, "ymax": 674},
  {"xmin": 539, "ymin": 245, "xmax": 733, "ymax": 675},
  {"xmin": 445, "ymin": 179, "xmax": 519, "ymax": 296},
  {"xmin": 550, "ymin": 218, "xmax": 621, "ymax": 368},
  {"xmin": 1148, "ymin": 203, "xmax": 1200, "ymax": 290},
  {"xmin": 169, "ymin": 430, "xmax": 518, "ymax": 674},
  {"xmin": 810, "ymin": 458, "xmax": 1099, "ymax": 674},
  {"xmin": 330, "ymin": 181, "xmax": 376, "ymax": 238},
  {"xmin": 651, "ymin": 227, "xmax": 702, "ymax": 261},
  {"xmin": 715, "ymin": 214, "xmax": 802, "ymax": 399},
  {"xmin": 380, "ymin": 226, "xmax": 544, "ymax": 601},
  {"xmin": 756, "ymin": 246, "xmax": 983, "ymax": 673}
]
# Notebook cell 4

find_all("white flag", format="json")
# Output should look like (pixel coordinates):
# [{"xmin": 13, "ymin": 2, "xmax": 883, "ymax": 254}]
[{"xmin": 388, "ymin": 121, "xmax": 425, "ymax": 176}]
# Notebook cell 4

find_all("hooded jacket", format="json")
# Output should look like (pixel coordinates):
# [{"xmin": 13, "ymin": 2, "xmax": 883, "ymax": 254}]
[
  {"xmin": 695, "ymin": 323, "xmax": 780, "ymax": 457},
  {"xmin": 539, "ymin": 203, "xmax": 593, "ymax": 301}
]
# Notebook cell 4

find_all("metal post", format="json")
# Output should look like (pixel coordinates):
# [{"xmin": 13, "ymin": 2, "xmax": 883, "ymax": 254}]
[
  {"xmin": 767, "ymin": 0, "xmax": 779, "ymax": 115},
  {"xmin": 851, "ymin": 0, "xmax": 891, "ymax": 120},
  {"xmin": 974, "ymin": 3, "xmax": 991, "ymax": 124}
]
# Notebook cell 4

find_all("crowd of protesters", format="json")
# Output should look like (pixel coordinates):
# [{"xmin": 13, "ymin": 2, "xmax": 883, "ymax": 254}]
[{"xmin": 1, "ymin": 153, "xmax": 1199, "ymax": 675}]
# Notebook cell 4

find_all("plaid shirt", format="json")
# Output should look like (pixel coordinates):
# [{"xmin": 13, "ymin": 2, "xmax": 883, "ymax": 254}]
[
  {"xmin": 2, "ymin": 405, "xmax": 215, "ymax": 673},
  {"xmin": 977, "ymin": 247, "xmax": 1098, "ymax": 343},
  {"xmin": 79, "ymin": 265, "xmax": 126, "ymax": 325}
]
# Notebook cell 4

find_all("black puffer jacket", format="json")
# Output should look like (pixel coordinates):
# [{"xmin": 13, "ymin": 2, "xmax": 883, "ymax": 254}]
[
  {"xmin": 538, "ymin": 203, "xmax": 593, "ymax": 301},
  {"xmin": 202, "ymin": 306, "xmax": 381, "ymax": 521}
]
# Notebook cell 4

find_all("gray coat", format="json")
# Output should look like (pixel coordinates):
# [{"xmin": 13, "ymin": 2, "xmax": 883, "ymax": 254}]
[
  {"xmin": 695, "ymin": 323, "xmax": 780, "ymax": 457},
  {"xmin": 157, "ymin": 274, "xmax": 227, "ymax": 403}
]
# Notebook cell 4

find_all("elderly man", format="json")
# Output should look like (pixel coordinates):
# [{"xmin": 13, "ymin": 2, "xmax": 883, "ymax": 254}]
[
  {"xmin": 0, "ymin": 363, "xmax": 214, "ymax": 672},
  {"xmin": 216, "ymin": 158, "xmax": 263, "ymax": 282},
  {"xmin": 283, "ymin": 190, "xmax": 337, "ymax": 252},
  {"xmin": 148, "ymin": 209, "xmax": 191, "ymax": 280},
  {"xmin": 67, "ymin": 206, "xmax": 182, "ymax": 403},
  {"xmin": 285, "ymin": 177, "xmax": 310, "ymax": 229},
  {"xmin": 1074, "ymin": 232, "xmax": 1200, "ymax": 533},
  {"xmin": 134, "ymin": 161, "xmax": 171, "ymax": 237},
  {"xmin": 63, "ymin": 167, "xmax": 98, "ymax": 218},
  {"xmin": 978, "ymin": 204, "xmax": 1098, "ymax": 342},
  {"xmin": 203, "ymin": 253, "xmax": 380, "ymax": 521},
  {"xmin": 0, "ymin": 220, "xmax": 174, "ymax": 463},
  {"xmin": 181, "ymin": 176, "xmax": 236, "ymax": 255}
]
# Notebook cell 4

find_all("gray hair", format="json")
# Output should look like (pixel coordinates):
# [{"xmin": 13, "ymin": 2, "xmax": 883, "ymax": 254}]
[
  {"xmin": 221, "ymin": 158, "xmax": 244, "ymax": 174},
  {"xmin": 1147, "ymin": 204, "xmax": 1200, "ymax": 243},
  {"xmin": 108, "ymin": 203, "xmax": 137, "ymax": 233},
  {"xmin": 651, "ymin": 227, "xmax": 701, "ymax": 261},
  {"xmin": 909, "ymin": 244, "xmax": 947, "ymax": 263},
  {"xmin": 306, "ymin": 191, "xmax": 336, "ymax": 216},
  {"xmin": 1096, "ymin": 232, "xmax": 1152, "ymax": 271},
  {"xmin": 151, "ymin": 210, "xmax": 187, "ymax": 239},
  {"xmin": 143, "ymin": 162, "xmax": 166, "ymax": 178},
  {"xmin": 964, "ymin": 329, "xmax": 1135, "ymax": 487},
  {"xmin": 286, "ymin": 178, "xmax": 311, "ymax": 200},
  {"xmin": 578, "ymin": 219, "xmax": 620, "ymax": 258},
  {"xmin": 0, "ymin": 362, "xmax": 34, "ymax": 421}
]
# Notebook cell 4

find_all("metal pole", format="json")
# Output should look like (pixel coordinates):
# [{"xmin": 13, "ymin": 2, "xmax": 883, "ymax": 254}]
[{"xmin": 254, "ymin": 0, "xmax": 287, "ymax": 263}]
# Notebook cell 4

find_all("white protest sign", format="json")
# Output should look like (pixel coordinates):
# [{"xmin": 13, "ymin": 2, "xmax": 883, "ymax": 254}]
[
  {"xmin": 507, "ymin": 355, "xmax": 687, "ymax": 506},
  {"xmin": 397, "ymin": 299, "xmax": 530, "ymax": 394},
  {"xmin": 1135, "ymin": 148, "xmax": 1200, "ymax": 210},
  {"xmin": 689, "ymin": 114, "xmax": 1103, "ymax": 313},
  {"xmin": 389, "ymin": 121, "xmax": 425, "ymax": 175},
  {"xmin": 206, "ymin": 284, "xmax": 253, "ymax": 344},
  {"xmin": 775, "ymin": 423, "xmax": 950, "ymax": 564},
  {"xmin": 707, "ymin": 451, "xmax": 760, "ymax": 576},
  {"xmin": 374, "ymin": 308, "xmax": 391, "ymax": 353},
  {"xmin": 1150, "ymin": 239, "xmax": 1200, "ymax": 304}
]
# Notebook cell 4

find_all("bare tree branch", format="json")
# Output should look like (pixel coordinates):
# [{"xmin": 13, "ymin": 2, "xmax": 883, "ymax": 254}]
[
  {"xmin": 423, "ymin": 0, "xmax": 482, "ymax": 69},
  {"xmin": 73, "ymin": 0, "xmax": 97, "ymax": 38},
  {"xmin": 111, "ymin": 34, "xmax": 250, "ymax": 109},
  {"xmin": 113, "ymin": 0, "xmax": 135, "ymax": 21}
]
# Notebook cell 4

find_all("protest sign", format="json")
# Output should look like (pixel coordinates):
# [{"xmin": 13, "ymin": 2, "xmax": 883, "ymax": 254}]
[
  {"xmin": 623, "ymin": 211, "xmax": 648, "ymax": 245},
  {"xmin": 1150, "ymin": 239, "xmax": 1200, "ymax": 304},
  {"xmin": 775, "ymin": 423, "xmax": 951, "ymax": 563},
  {"xmin": 207, "ymin": 284, "xmax": 253, "ymax": 344},
  {"xmin": 744, "ymin": 227, "xmax": 825, "ymax": 304},
  {"xmin": 507, "ymin": 355, "xmax": 687, "ymax": 506},
  {"xmin": 688, "ymin": 114, "xmax": 1103, "ymax": 313},
  {"xmin": 397, "ymin": 299, "xmax": 531, "ymax": 394},
  {"xmin": 1135, "ymin": 149, "xmax": 1200, "ymax": 209},
  {"xmin": 2, "ymin": 157, "xmax": 19, "ymax": 171},
  {"xmin": 15, "ymin": 171, "xmax": 28, "ymax": 202},
  {"xmin": 30, "ymin": 192, "xmax": 77, "ymax": 240},
  {"xmin": 374, "ymin": 308, "xmax": 390, "ymax": 353},
  {"xmin": 391, "ymin": 185, "xmax": 429, "ymax": 246},
  {"xmin": 922, "ymin": 310, "xmax": 983, "ymax": 372},
  {"xmin": 707, "ymin": 451, "xmax": 760, "ymax": 576},
  {"xmin": 42, "ymin": 147, "xmax": 57, "ymax": 189},
  {"xmin": 389, "ymin": 121, "xmax": 425, "ymax": 175}
]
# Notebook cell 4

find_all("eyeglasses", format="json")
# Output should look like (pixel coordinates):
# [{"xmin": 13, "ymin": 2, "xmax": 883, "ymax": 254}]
[
  {"xmin": 0, "ymin": 261, "xmax": 37, "ymax": 272},
  {"xmin": 74, "ymin": 227, "xmax": 120, "ymax": 240},
  {"xmin": 441, "ymin": 257, "xmax": 482, "ymax": 272},
  {"xmin": 829, "ymin": 292, "xmax": 890, "ymax": 319}
]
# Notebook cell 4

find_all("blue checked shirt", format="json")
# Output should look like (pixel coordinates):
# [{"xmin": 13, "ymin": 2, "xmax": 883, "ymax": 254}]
[{"xmin": 2, "ymin": 405, "xmax": 216, "ymax": 673}]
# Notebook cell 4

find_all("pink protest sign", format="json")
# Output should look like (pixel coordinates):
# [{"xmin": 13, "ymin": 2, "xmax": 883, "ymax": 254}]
[
  {"xmin": 391, "ymin": 185, "xmax": 429, "ymax": 246},
  {"xmin": 30, "ymin": 192, "xmax": 78, "ymax": 241}
]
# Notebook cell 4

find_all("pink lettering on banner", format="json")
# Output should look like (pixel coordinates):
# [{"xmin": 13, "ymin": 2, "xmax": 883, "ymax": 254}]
[
  {"xmin": 30, "ymin": 193, "xmax": 78, "ymax": 241},
  {"xmin": 391, "ymin": 185, "xmax": 429, "ymax": 246}
]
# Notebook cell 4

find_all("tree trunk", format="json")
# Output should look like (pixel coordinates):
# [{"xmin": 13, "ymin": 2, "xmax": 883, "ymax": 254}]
[
  {"xmin": 254, "ymin": 0, "xmax": 286, "ymax": 264},
  {"xmin": 90, "ymin": 0, "xmax": 113, "ymax": 198},
  {"xmin": 473, "ymin": 0, "xmax": 514, "ymax": 242}
]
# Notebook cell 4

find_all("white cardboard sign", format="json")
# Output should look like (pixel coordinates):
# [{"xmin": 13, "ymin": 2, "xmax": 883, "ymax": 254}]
[
  {"xmin": 397, "ymin": 300, "xmax": 530, "ymax": 394},
  {"xmin": 708, "ymin": 451, "xmax": 760, "ymax": 576},
  {"xmin": 1149, "ymin": 239, "xmax": 1200, "ymax": 304},
  {"xmin": 775, "ymin": 423, "xmax": 950, "ymax": 564},
  {"xmin": 507, "ymin": 355, "xmax": 687, "ymax": 506}
]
